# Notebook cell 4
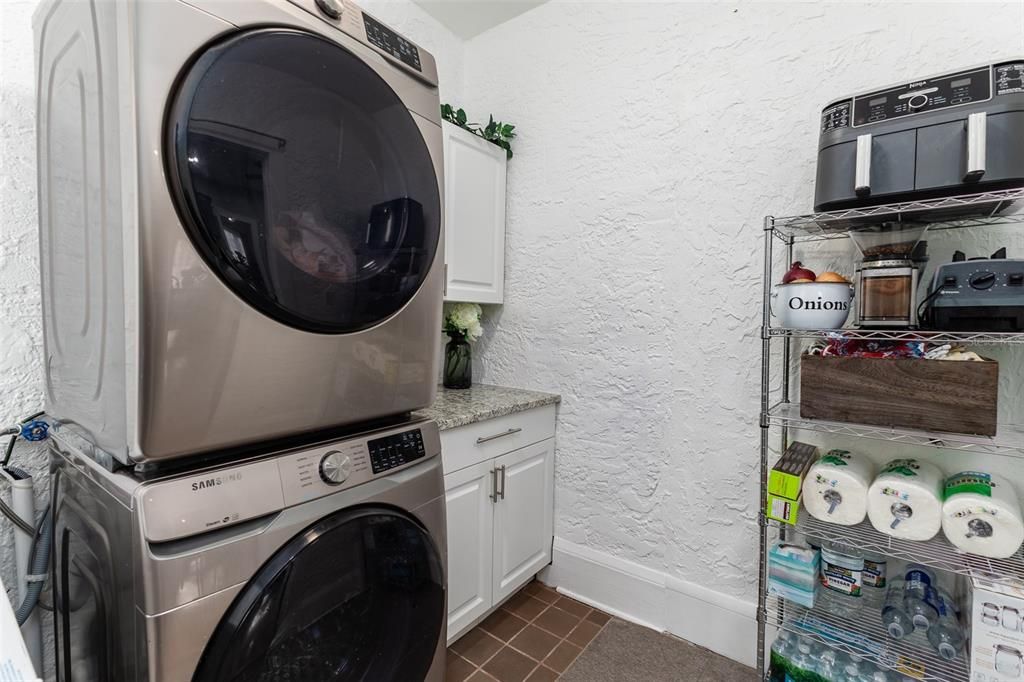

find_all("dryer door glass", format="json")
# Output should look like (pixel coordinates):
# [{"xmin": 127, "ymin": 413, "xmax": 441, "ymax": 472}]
[
  {"xmin": 167, "ymin": 29, "xmax": 441, "ymax": 334},
  {"xmin": 192, "ymin": 507, "xmax": 444, "ymax": 681}
]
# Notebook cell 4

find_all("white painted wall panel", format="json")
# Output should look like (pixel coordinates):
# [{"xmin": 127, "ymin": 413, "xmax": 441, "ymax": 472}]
[{"xmin": 462, "ymin": 0, "xmax": 1024, "ymax": 610}]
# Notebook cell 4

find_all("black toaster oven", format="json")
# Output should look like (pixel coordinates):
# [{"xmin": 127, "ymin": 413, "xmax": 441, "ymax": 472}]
[{"xmin": 814, "ymin": 59, "xmax": 1024, "ymax": 212}]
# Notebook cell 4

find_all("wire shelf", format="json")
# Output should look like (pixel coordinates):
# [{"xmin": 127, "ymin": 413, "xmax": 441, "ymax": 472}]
[
  {"xmin": 764, "ymin": 401, "xmax": 1024, "ymax": 460},
  {"xmin": 765, "ymin": 591, "xmax": 968, "ymax": 682},
  {"xmin": 765, "ymin": 327, "xmax": 1024, "ymax": 346},
  {"xmin": 773, "ymin": 512, "xmax": 1024, "ymax": 586},
  {"xmin": 768, "ymin": 187, "xmax": 1024, "ymax": 243}
]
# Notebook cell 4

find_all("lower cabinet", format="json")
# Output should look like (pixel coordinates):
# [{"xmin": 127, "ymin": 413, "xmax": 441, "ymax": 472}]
[
  {"xmin": 443, "ymin": 416, "xmax": 555, "ymax": 645},
  {"xmin": 491, "ymin": 441, "xmax": 555, "ymax": 604},
  {"xmin": 444, "ymin": 460, "xmax": 495, "ymax": 639}
]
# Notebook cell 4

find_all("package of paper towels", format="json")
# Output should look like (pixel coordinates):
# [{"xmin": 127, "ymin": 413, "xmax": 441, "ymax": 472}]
[
  {"xmin": 942, "ymin": 471, "xmax": 1024, "ymax": 559},
  {"xmin": 867, "ymin": 458, "xmax": 944, "ymax": 541},
  {"xmin": 802, "ymin": 449, "xmax": 876, "ymax": 526}
]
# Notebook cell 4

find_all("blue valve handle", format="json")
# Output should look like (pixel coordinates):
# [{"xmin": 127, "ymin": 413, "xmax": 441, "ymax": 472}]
[{"xmin": 19, "ymin": 420, "xmax": 49, "ymax": 442}]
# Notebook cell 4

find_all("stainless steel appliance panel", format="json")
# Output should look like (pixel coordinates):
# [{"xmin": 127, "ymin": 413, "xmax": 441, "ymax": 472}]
[{"xmin": 36, "ymin": 0, "xmax": 445, "ymax": 465}]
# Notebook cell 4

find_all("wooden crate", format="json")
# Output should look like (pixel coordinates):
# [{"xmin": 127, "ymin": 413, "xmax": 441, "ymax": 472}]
[{"xmin": 800, "ymin": 355, "xmax": 998, "ymax": 436}]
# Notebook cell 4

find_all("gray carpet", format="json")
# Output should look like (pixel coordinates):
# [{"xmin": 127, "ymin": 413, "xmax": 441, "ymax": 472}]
[{"xmin": 560, "ymin": 619, "xmax": 758, "ymax": 682}]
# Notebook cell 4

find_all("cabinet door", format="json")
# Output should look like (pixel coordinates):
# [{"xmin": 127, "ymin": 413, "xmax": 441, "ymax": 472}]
[
  {"xmin": 445, "ymin": 460, "xmax": 496, "ymax": 644},
  {"xmin": 491, "ymin": 439, "xmax": 555, "ymax": 604},
  {"xmin": 442, "ymin": 121, "xmax": 507, "ymax": 304}
]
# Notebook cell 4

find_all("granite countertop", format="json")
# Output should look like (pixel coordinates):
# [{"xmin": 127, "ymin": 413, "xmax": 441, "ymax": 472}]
[{"xmin": 414, "ymin": 384, "xmax": 561, "ymax": 431}]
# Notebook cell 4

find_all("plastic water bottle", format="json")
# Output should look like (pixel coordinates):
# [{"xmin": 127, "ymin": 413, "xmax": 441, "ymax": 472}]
[
  {"xmin": 768, "ymin": 632, "xmax": 793, "ymax": 682},
  {"xmin": 771, "ymin": 630, "xmax": 795, "ymax": 659},
  {"xmin": 882, "ymin": 580, "xmax": 913, "ymax": 639},
  {"xmin": 790, "ymin": 639, "xmax": 818, "ymax": 674},
  {"xmin": 837, "ymin": 661, "xmax": 864, "ymax": 682},
  {"xmin": 816, "ymin": 647, "xmax": 844, "ymax": 679},
  {"xmin": 928, "ymin": 589, "xmax": 965, "ymax": 660},
  {"xmin": 903, "ymin": 565, "xmax": 939, "ymax": 631}
]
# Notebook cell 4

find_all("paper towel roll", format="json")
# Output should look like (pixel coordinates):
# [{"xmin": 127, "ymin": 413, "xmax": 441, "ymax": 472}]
[
  {"xmin": 942, "ymin": 472, "xmax": 1024, "ymax": 559},
  {"xmin": 867, "ymin": 459, "xmax": 944, "ymax": 541},
  {"xmin": 802, "ymin": 449, "xmax": 876, "ymax": 526}
]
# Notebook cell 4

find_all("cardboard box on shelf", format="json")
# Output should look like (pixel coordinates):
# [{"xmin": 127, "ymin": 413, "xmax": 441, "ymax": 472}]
[
  {"xmin": 970, "ymin": 575, "xmax": 1024, "ymax": 681},
  {"xmin": 766, "ymin": 441, "xmax": 819, "ymax": 525}
]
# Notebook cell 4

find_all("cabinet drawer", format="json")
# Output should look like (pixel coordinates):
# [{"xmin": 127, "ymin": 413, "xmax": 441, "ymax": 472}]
[{"xmin": 441, "ymin": 404, "xmax": 556, "ymax": 474}]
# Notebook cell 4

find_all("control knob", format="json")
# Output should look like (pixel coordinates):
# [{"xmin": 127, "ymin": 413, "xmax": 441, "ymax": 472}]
[
  {"xmin": 314, "ymin": 0, "xmax": 343, "ymax": 20},
  {"xmin": 969, "ymin": 272, "xmax": 997, "ymax": 290},
  {"xmin": 319, "ymin": 451, "xmax": 352, "ymax": 485},
  {"xmin": 908, "ymin": 93, "xmax": 929, "ymax": 110}
]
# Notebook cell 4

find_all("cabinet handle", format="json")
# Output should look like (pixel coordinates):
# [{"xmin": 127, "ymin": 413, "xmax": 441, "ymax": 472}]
[
  {"xmin": 443, "ymin": 263, "xmax": 448, "ymax": 297},
  {"xmin": 854, "ymin": 133, "xmax": 872, "ymax": 197},
  {"xmin": 489, "ymin": 468, "xmax": 499, "ymax": 503},
  {"xmin": 498, "ymin": 465, "xmax": 506, "ymax": 500},
  {"xmin": 476, "ymin": 428, "xmax": 522, "ymax": 445},
  {"xmin": 964, "ymin": 111, "xmax": 987, "ymax": 182}
]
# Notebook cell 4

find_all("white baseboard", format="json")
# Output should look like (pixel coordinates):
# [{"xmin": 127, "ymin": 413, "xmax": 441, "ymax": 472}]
[{"xmin": 539, "ymin": 537, "xmax": 757, "ymax": 668}]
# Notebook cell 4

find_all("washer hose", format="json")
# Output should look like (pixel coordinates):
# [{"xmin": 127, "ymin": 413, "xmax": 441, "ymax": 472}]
[{"xmin": 14, "ymin": 505, "xmax": 50, "ymax": 626}]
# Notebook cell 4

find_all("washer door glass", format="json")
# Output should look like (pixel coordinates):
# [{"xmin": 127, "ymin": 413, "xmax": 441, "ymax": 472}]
[
  {"xmin": 166, "ymin": 29, "xmax": 441, "ymax": 333},
  {"xmin": 193, "ymin": 508, "xmax": 445, "ymax": 681}
]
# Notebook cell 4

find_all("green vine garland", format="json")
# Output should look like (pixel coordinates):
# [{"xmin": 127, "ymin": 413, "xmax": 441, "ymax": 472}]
[{"xmin": 441, "ymin": 104, "xmax": 516, "ymax": 159}]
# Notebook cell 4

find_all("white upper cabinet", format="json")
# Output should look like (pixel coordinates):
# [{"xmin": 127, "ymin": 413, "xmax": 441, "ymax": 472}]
[{"xmin": 442, "ymin": 121, "xmax": 507, "ymax": 304}]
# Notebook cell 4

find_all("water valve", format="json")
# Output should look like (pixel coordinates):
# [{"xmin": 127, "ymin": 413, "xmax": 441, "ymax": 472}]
[{"xmin": 19, "ymin": 420, "xmax": 49, "ymax": 442}]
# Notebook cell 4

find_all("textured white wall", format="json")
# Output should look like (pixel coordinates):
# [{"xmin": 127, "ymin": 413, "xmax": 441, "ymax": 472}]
[
  {"xmin": 463, "ymin": 1, "xmax": 1024, "ymax": 606},
  {"xmin": 0, "ymin": 1, "xmax": 463, "ymax": 679}
]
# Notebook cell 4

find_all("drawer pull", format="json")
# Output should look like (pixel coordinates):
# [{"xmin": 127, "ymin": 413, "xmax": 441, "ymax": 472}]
[
  {"xmin": 476, "ymin": 428, "xmax": 522, "ymax": 445},
  {"xmin": 854, "ymin": 133, "xmax": 872, "ymax": 197},
  {"xmin": 964, "ymin": 111, "xmax": 987, "ymax": 182}
]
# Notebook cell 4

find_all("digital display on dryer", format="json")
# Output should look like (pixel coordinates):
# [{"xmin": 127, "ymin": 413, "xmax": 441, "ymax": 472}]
[
  {"xmin": 368, "ymin": 429, "xmax": 426, "ymax": 474},
  {"xmin": 363, "ymin": 14, "xmax": 422, "ymax": 72}
]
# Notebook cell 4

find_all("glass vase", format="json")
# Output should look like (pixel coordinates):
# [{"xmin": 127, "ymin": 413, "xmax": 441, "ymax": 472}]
[{"xmin": 443, "ymin": 332, "xmax": 472, "ymax": 389}]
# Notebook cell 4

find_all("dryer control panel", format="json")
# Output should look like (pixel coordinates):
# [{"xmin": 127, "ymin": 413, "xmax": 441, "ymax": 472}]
[{"xmin": 363, "ymin": 13, "xmax": 422, "ymax": 72}]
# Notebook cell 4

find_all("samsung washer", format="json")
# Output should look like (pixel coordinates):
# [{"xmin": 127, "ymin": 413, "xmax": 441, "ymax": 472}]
[
  {"xmin": 50, "ymin": 418, "xmax": 446, "ymax": 681},
  {"xmin": 34, "ymin": 0, "xmax": 445, "ymax": 466}
]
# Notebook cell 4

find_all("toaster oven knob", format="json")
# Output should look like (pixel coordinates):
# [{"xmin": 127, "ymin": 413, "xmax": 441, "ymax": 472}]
[
  {"xmin": 908, "ymin": 93, "xmax": 929, "ymax": 110},
  {"xmin": 969, "ymin": 272, "xmax": 997, "ymax": 290},
  {"xmin": 319, "ymin": 451, "xmax": 352, "ymax": 485}
]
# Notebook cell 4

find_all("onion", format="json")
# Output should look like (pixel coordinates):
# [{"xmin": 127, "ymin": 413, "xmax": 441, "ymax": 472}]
[{"xmin": 782, "ymin": 261, "xmax": 816, "ymax": 284}]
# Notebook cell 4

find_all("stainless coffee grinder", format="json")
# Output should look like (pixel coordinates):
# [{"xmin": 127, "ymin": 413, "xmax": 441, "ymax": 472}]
[{"xmin": 849, "ymin": 223, "xmax": 930, "ymax": 328}]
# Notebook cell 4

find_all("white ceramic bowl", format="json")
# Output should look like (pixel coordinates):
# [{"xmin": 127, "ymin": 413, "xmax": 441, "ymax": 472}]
[{"xmin": 771, "ymin": 282, "xmax": 853, "ymax": 329}]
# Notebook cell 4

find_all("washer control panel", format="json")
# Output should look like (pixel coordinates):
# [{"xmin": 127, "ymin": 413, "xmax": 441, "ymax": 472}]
[
  {"xmin": 140, "ymin": 421, "xmax": 439, "ymax": 540},
  {"xmin": 368, "ymin": 429, "xmax": 426, "ymax": 474},
  {"xmin": 275, "ymin": 424, "xmax": 433, "ymax": 506}
]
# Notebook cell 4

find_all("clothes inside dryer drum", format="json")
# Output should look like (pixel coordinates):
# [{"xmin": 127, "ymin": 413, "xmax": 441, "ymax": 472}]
[
  {"xmin": 192, "ymin": 507, "xmax": 444, "ymax": 681},
  {"xmin": 167, "ymin": 29, "xmax": 441, "ymax": 334}
]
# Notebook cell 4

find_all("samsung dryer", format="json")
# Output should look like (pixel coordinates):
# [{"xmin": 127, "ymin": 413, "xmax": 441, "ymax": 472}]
[
  {"xmin": 34, "ymin": 0, "xmax": 445, "ymax": 466},
  {"xmin": 51, "ymin": 418, "xmax": 447, "ymax": 681}
]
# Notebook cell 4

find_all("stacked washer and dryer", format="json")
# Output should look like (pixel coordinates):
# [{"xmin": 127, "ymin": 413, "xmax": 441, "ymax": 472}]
[{"xmin": 34, "ymin": 0, "xmax": 448, "ymax": 679}]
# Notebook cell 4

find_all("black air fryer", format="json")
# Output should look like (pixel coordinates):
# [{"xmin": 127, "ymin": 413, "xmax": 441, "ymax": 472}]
[{"xmin": 814, "ymin": 60, "xmax": 1024, "ymax": 211}]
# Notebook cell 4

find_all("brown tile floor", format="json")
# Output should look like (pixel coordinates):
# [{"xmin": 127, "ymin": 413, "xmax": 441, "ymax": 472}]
[{"xmin": 447, "ymin": 581, "xmax": 614, "ymax": 682}]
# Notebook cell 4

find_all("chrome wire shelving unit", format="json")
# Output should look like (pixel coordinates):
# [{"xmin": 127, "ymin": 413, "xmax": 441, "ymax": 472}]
[
  {"xmin": 757, "ymin": 189, "xmax": 1024, "ymax": 682},
  {"xmin": 771, "ymin": 514, "xmax": 1024, "ymax": 587},
  {"xmin": 766, "ymin": 591, "xmax": 969, "ymax": 682},
  {"xmin": 765, "ymin": 401, "xmax": 1024, "ymax": 460}
]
